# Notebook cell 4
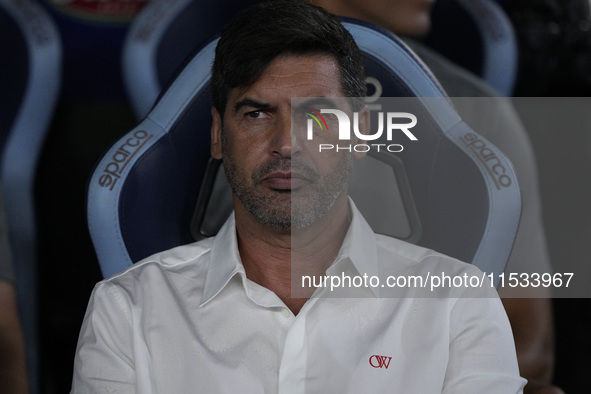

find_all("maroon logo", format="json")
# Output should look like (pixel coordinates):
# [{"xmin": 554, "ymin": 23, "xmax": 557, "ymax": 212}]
[{"xmin": 369, "ymin": 355, "xmax": 392, "ymax": 369}]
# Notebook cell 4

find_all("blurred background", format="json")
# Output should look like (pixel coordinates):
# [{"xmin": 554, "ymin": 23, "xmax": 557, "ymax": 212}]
[{"xmin": 1, "ymin": 0, "xmax": 590, "ymax": 392}]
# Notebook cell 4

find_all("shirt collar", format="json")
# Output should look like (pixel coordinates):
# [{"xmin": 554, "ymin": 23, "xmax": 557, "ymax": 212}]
[
  {"xmin": 200, "ymin": 197, "xmax": 380, "ymax": 305},
  {"xmin": 201, "ymin": 212, "xmax": 245, "ymax": 306}
]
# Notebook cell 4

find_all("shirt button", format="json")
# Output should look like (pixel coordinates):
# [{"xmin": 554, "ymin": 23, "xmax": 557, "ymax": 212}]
[{"xmin": 282, "ymin": 308, "xmax": 291, "ymax": 318}]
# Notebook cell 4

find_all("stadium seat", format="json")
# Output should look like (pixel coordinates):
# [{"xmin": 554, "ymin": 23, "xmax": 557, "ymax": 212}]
[
  {"xmin": 0, "ymin": 0, "xmax": 62, "ymax": 392},
  {"xmin": 424, "ymin": 0, "xmax": 519, "ymax": 96},
  {"xmin": 122, "ymin": 0, "xmax": 519, "ymax": 121},
  {"xmin": 88, "ymin": 16, "xmax": 521, "ymax": 290}
]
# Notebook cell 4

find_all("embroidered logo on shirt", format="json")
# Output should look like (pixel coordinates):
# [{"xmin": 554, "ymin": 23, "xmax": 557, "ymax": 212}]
[{"xmin": 369, "ymin": 355, "xmax": 392, "ymax": 369}]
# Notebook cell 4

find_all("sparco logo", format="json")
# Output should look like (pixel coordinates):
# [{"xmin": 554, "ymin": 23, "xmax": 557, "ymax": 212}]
[
  {"xmin": 98, "ymin": 130, "xmax": 153, "ymax": 190},
  {"xmin": 369, "ymin": 355, "xmax": 392, "ymax": 369},
  {"xmin": 459, "ymin": 132, "xmax": 512, "ymax": 190},
  {"xmin": 306, "ymin": 109, "xmax": 417, "ymax": 153}
]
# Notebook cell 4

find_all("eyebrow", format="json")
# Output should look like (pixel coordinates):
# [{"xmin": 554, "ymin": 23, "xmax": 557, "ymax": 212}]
[
  {"xmin": 233, "ymin": 98, "xmax": 271, "ymax": 115},
  {"xmin": 300, "ymin": 97, "xmax": 337, "ymax": 107},
  {"xmin": 295, "ymin": 97, "xmax": 341, "ymax": 112}
]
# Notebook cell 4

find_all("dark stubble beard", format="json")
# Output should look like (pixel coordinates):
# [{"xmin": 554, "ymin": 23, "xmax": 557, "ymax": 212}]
[{"xmin": 222, "ymin": 132, "xmax": 353, "ymax": 231}]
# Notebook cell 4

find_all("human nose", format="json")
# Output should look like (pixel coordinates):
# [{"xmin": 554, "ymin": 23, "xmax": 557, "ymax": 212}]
[{"xmin": 271, "ymin": 112, "xmax": 302, "ymax": 158}]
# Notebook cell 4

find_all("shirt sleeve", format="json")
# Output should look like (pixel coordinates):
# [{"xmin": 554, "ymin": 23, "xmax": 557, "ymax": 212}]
[
  {"xmin": 71, "ymin": 281, "xmax": 136, "ymax": 393},
  {"xmin": 443, "ymin": 294, "xmax": 527, "ymax": 393}
]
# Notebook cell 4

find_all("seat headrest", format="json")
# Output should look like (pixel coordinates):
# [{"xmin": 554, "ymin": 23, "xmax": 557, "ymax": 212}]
[{"xmin": 89, "ymin": 18, "xmax": 520, "ymax": 288}]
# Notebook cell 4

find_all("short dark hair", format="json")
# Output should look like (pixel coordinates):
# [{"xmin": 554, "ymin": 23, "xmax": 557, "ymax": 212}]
[{"xmin": 211, "ymin": 0, "xmax": 366, "ymax": 115}]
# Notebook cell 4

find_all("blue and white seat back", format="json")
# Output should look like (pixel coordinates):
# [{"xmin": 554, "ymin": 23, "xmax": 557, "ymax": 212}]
[
  {"xmin": 0, "ymin": 0, "xmax": 62, "ymax": 392},
  {"xmin": 123, "ymin": 0, "xmax": 519, "ymax": 120},
  {"xmin": 425, "ymin": 0, "xmax": 519, "ymax": 96},
  {"xmin": 89, "ymin": 16, "xmax": 520, "ymax": 289}
]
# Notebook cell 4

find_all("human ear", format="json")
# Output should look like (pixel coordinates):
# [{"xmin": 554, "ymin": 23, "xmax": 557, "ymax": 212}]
[{"xmin": 211, "ymin": 107, "xmax": 223, "ymax": 159}]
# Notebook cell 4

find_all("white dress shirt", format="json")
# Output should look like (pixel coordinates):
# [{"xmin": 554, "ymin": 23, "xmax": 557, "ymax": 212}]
[{"xmin": 72, "ymin": 201, "xmax": 526, "ymax": 393}]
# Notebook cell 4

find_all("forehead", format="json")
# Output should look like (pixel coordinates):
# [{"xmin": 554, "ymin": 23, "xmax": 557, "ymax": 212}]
[{"xmin": 227, "ymin": 54, "xmax": 345, "ymax": 109}]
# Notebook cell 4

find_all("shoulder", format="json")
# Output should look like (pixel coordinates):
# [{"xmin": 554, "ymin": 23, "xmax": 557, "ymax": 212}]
[
  {"xmin": 98, "ymin": 237, "xmax": 215, "ymax": 293},
  {"xmin": 375, "ymin": 233, "xmax": 476, "ymax": 272},
  {"xmin": 374, "ymin": 234, "xmax": 495, "ymax": 297}
]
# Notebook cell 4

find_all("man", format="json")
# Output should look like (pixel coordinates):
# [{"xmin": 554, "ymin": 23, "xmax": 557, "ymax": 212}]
[
  {"xmin": 72, "ymin": 1, "xmax": 525, "ymax": 392},
  {"xmin": 310, "ymin": 1, "xmax": 560, "ymax": 392}
]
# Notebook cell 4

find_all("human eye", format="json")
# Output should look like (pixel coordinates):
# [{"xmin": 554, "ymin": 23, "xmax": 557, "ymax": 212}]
[{"xmin": 245, "ymin": 110, "xmax": 270, "ymax": 119}]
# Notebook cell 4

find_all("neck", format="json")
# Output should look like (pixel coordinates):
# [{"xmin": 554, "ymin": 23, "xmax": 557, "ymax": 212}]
[{"xmin": 235, "ymin": 193, "xmax": 350, "ymax": 314}]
